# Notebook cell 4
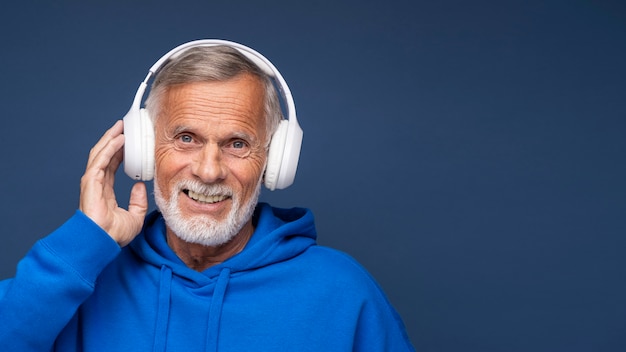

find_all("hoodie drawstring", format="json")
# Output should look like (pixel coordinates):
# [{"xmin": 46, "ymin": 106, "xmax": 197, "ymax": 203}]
[
  {"xmin": 206, "ymin": 268, "xmax": 231, "ymax": 352},
  {"xmin": 153, "ymin": 266, "xmax": 231, "ymax": 352},
  {"xmin": 153, "ymin": 265, "xmax": 172, "ymax": 352}
]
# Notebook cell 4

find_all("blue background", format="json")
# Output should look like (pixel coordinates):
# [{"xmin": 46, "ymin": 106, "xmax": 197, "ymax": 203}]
[{"xmin": 1, "ymin": 0, "xmax": 625, "ymax": 350}]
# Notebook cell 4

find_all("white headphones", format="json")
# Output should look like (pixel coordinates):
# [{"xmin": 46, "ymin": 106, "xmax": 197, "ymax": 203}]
[{"xmin": 122, "ymin": 39, "xmax": 303, "ymax": 191}]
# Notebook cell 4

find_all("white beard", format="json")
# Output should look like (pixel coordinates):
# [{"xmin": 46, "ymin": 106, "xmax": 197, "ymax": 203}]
[{"xmin": 154, "ymin": 177, "xmax": 262, "ymax": 247}]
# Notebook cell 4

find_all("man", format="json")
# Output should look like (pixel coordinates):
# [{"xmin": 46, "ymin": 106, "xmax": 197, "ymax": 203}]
[{"xmin": 0, "ymin": 41, "xmax": 414, "ymax": 351}]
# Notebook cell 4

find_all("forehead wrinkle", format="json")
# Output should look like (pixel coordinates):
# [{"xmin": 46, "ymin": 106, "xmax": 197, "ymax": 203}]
[
  {"xmin": 158, "ymin": 79, "xmax": 267, "ymax": 144},
  {"xmin": 170, "ymin": 95, "xmax": 255, "ymax": 120},
  {"xmin": 170, "ymin": 85, "xmax": 260, "ymax": 122}
]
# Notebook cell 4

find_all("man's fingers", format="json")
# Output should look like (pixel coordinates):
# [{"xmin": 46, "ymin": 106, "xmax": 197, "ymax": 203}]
[
  {"xmin": 128, "ymin": 182, "xmax": 149, "ymax": 220},
  {"xmin": 80, "ymin": 121, "xmax": 126, "ymax": 230},
  {"xmin": 79, "ymin": 120, "xmax": 147, "ymax": 247},
  {"xmin": 88, "ymin": 135, "xmax": 124, "ymax": 171},
  {"xmin": 86, "ymin": 120, "xmax": 125, "ymax": 172}
]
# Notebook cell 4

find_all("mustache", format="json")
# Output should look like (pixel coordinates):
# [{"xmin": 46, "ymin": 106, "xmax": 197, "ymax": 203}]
[{"xmin": 176, "ymin": 179, "xmax": 234, "ymax": 198}]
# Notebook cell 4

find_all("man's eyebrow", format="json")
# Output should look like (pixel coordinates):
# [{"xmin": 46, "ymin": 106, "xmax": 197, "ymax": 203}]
[
  {"xmin": 230, "ymin": 131, "xmax": 255, "ymax": 141},
  {"xmin": 170, "ymin": 125, "xmax": 192, "ymax": 135}
]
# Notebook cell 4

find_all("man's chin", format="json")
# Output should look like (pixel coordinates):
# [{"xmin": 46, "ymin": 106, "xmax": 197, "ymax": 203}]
[{"xmin": 166, "ymin": 215, "xmax": 237, "ymax": 247}]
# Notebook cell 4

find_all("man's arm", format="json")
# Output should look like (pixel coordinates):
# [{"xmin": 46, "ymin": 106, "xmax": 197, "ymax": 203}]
[
  {"xmin": 0, "ymin": 121, "xmax": 148, "ymax": 351},
  {"xmin": 0, "ymin": 212, "xmax": 121, "ymax": 351}
]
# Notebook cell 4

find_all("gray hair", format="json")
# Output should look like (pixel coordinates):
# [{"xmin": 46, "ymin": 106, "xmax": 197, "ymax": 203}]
[{"xmin": 144, "ymin": 45, "xmax": 283, "ymax": 145}]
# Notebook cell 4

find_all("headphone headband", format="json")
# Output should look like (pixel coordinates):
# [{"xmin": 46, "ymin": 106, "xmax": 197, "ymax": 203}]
[{"xmin": 140, "ymin": 40, "xmax": 296, "ymax": 124}]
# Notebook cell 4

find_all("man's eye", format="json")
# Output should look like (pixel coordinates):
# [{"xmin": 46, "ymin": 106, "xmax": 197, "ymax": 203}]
[
  {"xmin": 225, "ymin": 140, "xmax": 251, "ymax": 157},
  {"xmin": 179, "ymin": 135, "xmax": 193, "ymax": 143},
  {"xmin": 232, "ymin": 140, "xmax": 246, "ymax": 149}
]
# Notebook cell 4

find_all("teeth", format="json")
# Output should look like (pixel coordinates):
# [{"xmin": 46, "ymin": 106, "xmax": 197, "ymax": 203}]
[{"xmin": 187, "ymin": 190, "xmax": 228, "ymax": 204}]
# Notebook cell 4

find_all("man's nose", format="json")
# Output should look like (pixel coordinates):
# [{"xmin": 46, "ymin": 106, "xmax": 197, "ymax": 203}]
[{"xmin": 191, "ymin": 143, "xmax": 227, "ymax": 183}]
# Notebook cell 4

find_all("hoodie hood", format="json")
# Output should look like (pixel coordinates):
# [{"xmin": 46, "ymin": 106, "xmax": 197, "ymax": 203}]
[
  {"xmin": 127, "ymin": 202, "xmax": 317, "ymax": 351},
  {"xmin": 129, "ymin": 202, "xmax": 317, "ymax": 280}
]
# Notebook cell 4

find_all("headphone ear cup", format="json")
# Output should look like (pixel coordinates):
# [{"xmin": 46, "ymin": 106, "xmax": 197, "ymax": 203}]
[
  {"xmin": 139, "ymin": 108, "xmax": 155, "ymax": 181},
  {"xmin": 123, "ymin": 107, "xmax": 142, "ymax": 180},
  {"xmin": 123, "ymin": 107, "xmax": 154, "ymax": 181},
  {"xmin": 264, "ymin": 120, "xmax": 289, "ymax": 191}
]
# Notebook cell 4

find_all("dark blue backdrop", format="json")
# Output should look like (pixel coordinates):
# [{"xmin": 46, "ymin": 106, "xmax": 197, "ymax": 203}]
[{"xmin": 1, "ymin": 1, "xmax": 625, "ymax": 350}]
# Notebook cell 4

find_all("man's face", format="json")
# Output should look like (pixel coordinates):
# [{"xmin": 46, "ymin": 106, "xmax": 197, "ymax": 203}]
[{"xmin": 152, "ymin": 74, "xmax": 268, "ymax": 246}]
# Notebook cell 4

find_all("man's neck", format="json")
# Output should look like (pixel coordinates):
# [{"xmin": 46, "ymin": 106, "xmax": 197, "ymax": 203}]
[{"xmin": 166, "ymin": 222, "xmax": 254, "ymax": 272}]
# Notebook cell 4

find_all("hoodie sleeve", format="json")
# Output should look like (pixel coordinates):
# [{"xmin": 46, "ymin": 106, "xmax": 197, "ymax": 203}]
[
  {"xmin": 349, "ymin": 262, "xmax": 416, "ymax": 351},
  {"xmin": 0, "ymin": 210, "xmax": 121, "ymax": 351},
  {"xmin": 353, "ymin": 293, "xmax": 416, "ymax": 351}
]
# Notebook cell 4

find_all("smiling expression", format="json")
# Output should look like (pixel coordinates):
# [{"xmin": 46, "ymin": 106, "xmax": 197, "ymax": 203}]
[{"xmin": 152, "ymin": 74, "xmax": 269, "ymax": 246}]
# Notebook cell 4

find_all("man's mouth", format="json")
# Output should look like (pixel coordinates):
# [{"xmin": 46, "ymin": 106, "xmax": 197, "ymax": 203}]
[{"xmin": 183, "ymin": 189, "xmax": 229, "ymax": 204}]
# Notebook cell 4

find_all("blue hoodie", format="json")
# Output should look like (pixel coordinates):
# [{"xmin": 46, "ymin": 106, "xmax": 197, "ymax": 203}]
[{"xmin": 0, "ymin": 203, "xmax": 415, "ymax": 351}]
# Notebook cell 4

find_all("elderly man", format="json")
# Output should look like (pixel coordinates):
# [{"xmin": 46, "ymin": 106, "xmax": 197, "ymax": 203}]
[{"xmin": 0, "ymin": 40, "xmax": 414, "ymax": 351}]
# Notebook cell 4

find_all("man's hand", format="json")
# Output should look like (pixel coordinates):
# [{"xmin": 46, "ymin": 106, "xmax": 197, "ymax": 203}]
[{"xmin": 79, "ymin": 120, "xmax": 148, "ymax": 247}]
